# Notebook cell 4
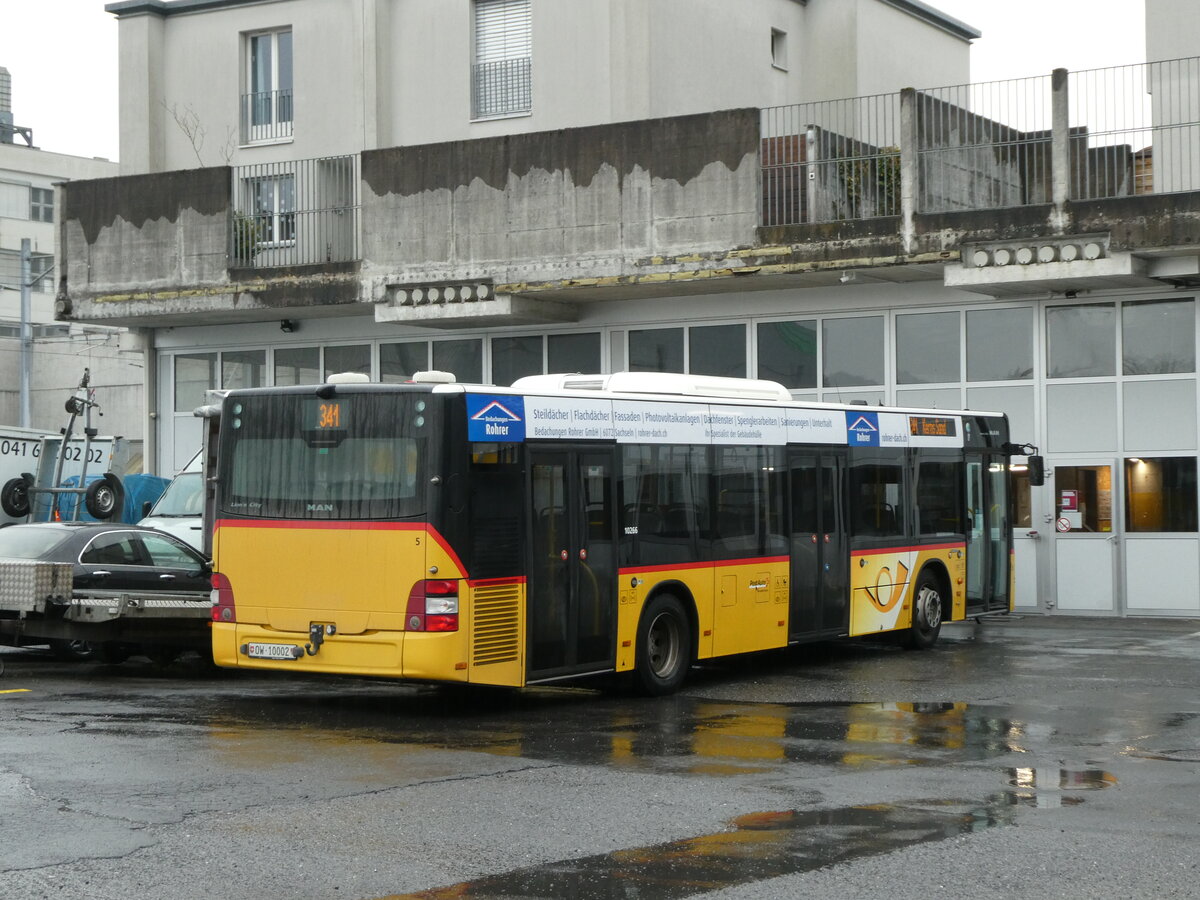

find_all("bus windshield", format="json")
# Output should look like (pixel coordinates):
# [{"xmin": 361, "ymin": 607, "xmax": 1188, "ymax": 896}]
[{"xmin": 219, "ymin": 392, "xmax": 430, "ymax": 520}]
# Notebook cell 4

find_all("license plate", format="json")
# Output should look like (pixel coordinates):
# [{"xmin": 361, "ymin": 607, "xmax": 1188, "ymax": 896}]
[{"xmin": 246, "ymin": 642, "xmax": 300, "ymax": 660}]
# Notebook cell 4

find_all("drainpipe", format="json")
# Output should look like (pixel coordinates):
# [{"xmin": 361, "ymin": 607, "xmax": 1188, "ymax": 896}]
[{"xmin": 19, "ymin": 238, "xmax": 31, "ymax": 428}]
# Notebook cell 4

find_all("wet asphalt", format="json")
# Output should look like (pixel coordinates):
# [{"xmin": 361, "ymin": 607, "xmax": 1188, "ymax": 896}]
[{"xmin": 1, "ymin": 615, "xmax": 1199, "ymax": 899}]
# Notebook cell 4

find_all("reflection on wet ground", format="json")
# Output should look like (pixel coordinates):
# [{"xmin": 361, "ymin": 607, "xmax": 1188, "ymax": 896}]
[
  {"xmin": 47, "ymin": 689, "xmax": 1030, "ymax": 778},
  {"xmin": 373, "ymin": 772, "xmax": 1117, "ymax": 900},
  {"xmin": 378, "ymin": 795, "xmax": 1019, "ymax": 900}
]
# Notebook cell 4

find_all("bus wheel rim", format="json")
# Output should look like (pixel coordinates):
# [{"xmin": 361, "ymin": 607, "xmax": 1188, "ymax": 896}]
[
  {"xmin": 917, "ymin": 585, "xmax": 942, "ymax": 630},
  {"xmin": 647, "ymin": 613, "xmax": 680, "ymax": 677}
]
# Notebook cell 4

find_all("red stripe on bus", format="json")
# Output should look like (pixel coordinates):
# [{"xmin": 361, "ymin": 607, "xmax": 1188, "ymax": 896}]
[
  {"xmin": 850, "ymin": 542, "xmax": 966, "ymax": 557},
  {"xmin": 213, "ymin": 518, "xmax": 467, "ymax": 576},
  {"xmin": 622, "ymin": 555, "xmax": 789, "ymax": 575}
]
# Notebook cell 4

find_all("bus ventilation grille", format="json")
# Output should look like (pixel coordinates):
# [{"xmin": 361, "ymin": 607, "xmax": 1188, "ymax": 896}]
[{"xmin": 472, "ymin": 582, "xmax": 521, "ymax": 666}]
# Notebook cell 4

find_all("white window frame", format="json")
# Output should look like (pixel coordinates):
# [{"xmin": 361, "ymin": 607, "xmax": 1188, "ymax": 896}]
[
  {"xmin": 472, "ymin": 0, "xmax": 532, "ymax": 120},
  {"xmin": 246, "ymin": 29, "xmax": 293, "ymax": 142},
  {"xmin": 246, "ymin": 174, "xmax": 296, "ymax": 247}
]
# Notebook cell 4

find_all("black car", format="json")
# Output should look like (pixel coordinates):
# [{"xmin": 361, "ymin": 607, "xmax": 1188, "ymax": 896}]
[{"xmin": 0, "ymin": 522, "xmax": 210, "ymax": 662}]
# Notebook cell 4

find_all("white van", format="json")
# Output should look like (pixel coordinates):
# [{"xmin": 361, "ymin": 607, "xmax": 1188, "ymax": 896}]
[{"xmin": 139, "ymin": 451, "xmax": 204, "ymax": 551}]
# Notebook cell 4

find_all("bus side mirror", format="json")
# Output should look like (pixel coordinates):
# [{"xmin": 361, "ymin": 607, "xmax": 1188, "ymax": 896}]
[{"xmin": 1028, "ymin": 455, "xmax": 1045, "ymax": 487}]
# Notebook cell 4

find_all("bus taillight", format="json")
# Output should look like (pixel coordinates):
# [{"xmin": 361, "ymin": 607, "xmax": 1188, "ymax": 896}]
[
  {"xmin": 406, "ymin": 580, "xmax": 459, "ymax": 632},
  {"xmin": 211, "ymin": 572, "xmax": 237, "ymax": 623}
]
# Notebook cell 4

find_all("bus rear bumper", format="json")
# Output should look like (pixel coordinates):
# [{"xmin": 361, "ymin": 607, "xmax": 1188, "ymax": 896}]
[{"xmin": 210, "ymin": 623, "xmax": 472, "ymax": 682}]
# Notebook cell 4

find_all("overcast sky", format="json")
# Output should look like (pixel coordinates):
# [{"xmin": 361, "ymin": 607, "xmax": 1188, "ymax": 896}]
[{"xmin": 0, "ymin": 0, "xmax": 1147, "ymax": 162}]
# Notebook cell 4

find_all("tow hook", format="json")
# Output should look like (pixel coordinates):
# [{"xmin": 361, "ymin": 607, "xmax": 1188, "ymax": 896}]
[{"xmin": 305, "ymin": 623, "xmax": 336, "ymax": 656}]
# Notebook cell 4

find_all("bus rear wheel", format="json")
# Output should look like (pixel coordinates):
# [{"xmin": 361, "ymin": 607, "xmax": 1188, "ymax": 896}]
[
  {"xmin": 635, "ymin": 594, "xmax": 691, "ymax": 696},
  {"xmin": 900, "ymin": 570, "xmax": 944, "ymax": 651}
]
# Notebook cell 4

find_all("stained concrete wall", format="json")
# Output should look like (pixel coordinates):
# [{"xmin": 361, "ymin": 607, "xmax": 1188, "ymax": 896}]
[
  {"xmin": 360, "ymin": 109, "xmax": 761, "ymax": 286},
  {"xmin": 61, "ymin": 167, "xmax": 231, "ymax": 299}
]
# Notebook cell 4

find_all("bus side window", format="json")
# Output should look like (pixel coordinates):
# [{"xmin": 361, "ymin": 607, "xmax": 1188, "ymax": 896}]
[{"xmin": 849, "ymin": 450, "xmax": 908, "ymax": 539}]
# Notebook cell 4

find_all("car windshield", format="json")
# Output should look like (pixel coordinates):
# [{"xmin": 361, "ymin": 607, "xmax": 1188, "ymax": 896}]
[
  {"xmin": 0, "ymin": 526, "xmax": 71, "ymax": 559},
  {"xmin": 148, "ymin": 472, "xmax": 204, "ymax": 517}
]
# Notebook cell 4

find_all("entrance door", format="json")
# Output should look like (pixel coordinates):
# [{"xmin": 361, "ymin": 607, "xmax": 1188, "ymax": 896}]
[
  {"xmin": 1047, "ymin": 460, "xmax": 1117, "ymax": 613},
  {"xmin": 966, "ymin": 453, "xmax": 1011, "ymax": 613},
  {"xmin": 787, "ymin": 449, "xmax": 849, "ymax": 639},
  {"xmin": 526, "ymin": 447, "xmax": 618, "ymax": 679}
]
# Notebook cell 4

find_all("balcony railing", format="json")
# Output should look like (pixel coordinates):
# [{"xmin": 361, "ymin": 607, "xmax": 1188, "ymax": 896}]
[
  {"xmin": 472, "ymin": 57, "xmax": 532, "ymax": 119},
  {"xmin": 762, "ymin": 56, "xmax": 1200, "ymax": 226},
  {"xmin": 230, "ymin": 154, "xmax": 360, "ymax": 269},
  {"xmin": 240, "ymin": 88, "xmax": 294, "ymax": 144}
]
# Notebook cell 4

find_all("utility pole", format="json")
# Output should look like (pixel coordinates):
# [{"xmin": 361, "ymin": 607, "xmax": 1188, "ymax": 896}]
[{"xmin": 19, "ymin": 238, "xmax": 32, "ymax": 428}]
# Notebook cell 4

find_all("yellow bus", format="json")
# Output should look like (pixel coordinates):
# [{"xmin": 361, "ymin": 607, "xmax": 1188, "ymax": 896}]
[{"xmin": 210, "ymin": 371, "xmax": 1026, "ymax": 694}]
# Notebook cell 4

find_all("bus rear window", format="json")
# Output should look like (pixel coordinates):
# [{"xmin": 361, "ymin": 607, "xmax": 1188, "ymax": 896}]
[{"xmin": 220, "ymin": 393, "xmax": 430, "ymax": 520}]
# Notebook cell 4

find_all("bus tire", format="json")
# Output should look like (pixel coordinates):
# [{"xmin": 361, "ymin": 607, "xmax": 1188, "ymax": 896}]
[
  {"xmin": 900, "ymin": 568, "xmax": 944, "ymax": 651},
  {"xmin": 635, "ymin": 593, "xmax": 691, "ymax": 696}
]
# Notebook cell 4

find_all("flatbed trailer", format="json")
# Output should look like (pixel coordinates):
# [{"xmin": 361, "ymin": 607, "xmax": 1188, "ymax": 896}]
[{"xmin": 0, "ymin": 558, "xmax": 211, "ymax": 658}]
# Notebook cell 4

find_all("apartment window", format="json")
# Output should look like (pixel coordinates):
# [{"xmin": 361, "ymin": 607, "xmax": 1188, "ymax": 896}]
[
  {"xmin": 274, "ymin": 347, "xmax": 319, "ymax": 386},
  {"xmin": 248, "ymin": 175, "xmax": 295, "ymax": 245},
  {"xmin": 823, "ymin": 316, "xmax": 885, "ymax": 388},
  {"xmin": 771, "ymin": 29, "xmax": 788, "ymax": 70},
  {"xmin": 245, "ymin": 29, "xmax": 293, "ymax": 142},
  {"xmin": 0, "ymin": 181, "xmax": 26, "ymax": 219},
  {"xmin": 380, "ymin": 342, "xmax": 430, "ymax": 383},
  {"xmin": 175, "ymin": 354, "xmax": 217, "ymax": 412},
  {"xmin": 1125, "ymin": 457, "xmax": 1198, "ymax": 532},
  {"xmin": 1123, "ymin": 299, "xmax": 1195, "ymax": 375},
  {"xmin": 492, "ymin": 335, "xmax": 543, "ymax": 386},
  {"xmin": 967, "ymin": 308, "xmax": 1033, "ymax": 381},
  {"xmin": 30, "ymin": 187, "xmax": 53, "ymax": 223},
  {"xmin": 1047, "ymin": 303, "xmax": 1115, "ymax": 378},
  {"xmin": 222, "ymin": 350, "xmax": 266, "ymax": 390},
  {"xmin": 758, "ymin": 320, "xmax": 817, "ymax": 390},
  {"xmin": 690, "ymin": 324, "xmax": 746, "ymax": 378},
  {"xmin": 472, "ymin": 0, "xmax": 531, "ymax": 119},
  {"xmin": 897, "ymin": 312, "xmax": 960, "ymax": 384}
]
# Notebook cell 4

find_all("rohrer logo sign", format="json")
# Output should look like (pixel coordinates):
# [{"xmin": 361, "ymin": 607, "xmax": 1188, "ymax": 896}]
[
  {"xmin": 846, "ymin": 411, "xmax": 880, "ymax": 447},
  {"xmin": 467, "ymin": 395, "xmax": 526, "ymax": 441}
]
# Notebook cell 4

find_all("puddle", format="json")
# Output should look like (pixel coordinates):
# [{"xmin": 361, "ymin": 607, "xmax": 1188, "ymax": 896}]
[
  {"xmin": 1003, "ymin": 767, "xmax": 1116, "ymax": 808},
  {"xmin": 377, "ymin": 795, "xmax": 1020, "ymax": 900}
]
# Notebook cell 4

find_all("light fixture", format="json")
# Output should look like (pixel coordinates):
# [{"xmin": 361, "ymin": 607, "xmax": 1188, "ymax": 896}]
[{"xmin": 280, "ymin": 319, "xmax": 296, "ymax": 333}]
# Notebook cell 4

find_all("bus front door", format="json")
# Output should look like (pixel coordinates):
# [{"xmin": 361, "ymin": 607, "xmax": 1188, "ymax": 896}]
[
  {"xmin": 526, "ymin": 447, "xmax": 618, "ymax": 681},
  {"xmin": 787, "ymin": 449, "xmax": 849, "ymax": 639},
  {"xmin": 966, "ymin": 453, "xmax": 1011, "ymax": 613}
]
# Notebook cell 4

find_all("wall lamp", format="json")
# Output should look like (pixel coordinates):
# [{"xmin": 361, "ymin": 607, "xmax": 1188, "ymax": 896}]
[{"xmin": 280, "ymin": 319, "xmax": 297, "ymax": 333}]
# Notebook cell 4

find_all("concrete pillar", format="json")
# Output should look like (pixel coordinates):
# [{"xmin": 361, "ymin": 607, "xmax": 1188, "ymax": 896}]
[
  {"xmin": 899, "ymin": 87, "xmax": 918, "ymax": 255},
  {"xmin": 1050, "ymin": 67, "xmax": 1070, "ymax": 233}
]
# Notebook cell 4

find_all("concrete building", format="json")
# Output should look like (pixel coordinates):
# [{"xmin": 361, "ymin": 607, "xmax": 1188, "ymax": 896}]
[
  {"xmin": 0, "ymin": 66, "xmax": 140, "ymax": 447},
  {"xmin": 58, "ymin": 0, "xmax": 1200, "ymax": 617}
]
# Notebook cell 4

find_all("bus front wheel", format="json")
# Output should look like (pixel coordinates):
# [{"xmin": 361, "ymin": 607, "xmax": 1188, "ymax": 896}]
[
  {"xmin": 635, "ymin": 594, "xmax": 691, "ymax": 696},
  {"xmin": 900, "ymin": 570, "xmax": 944, "ymax": 651}
]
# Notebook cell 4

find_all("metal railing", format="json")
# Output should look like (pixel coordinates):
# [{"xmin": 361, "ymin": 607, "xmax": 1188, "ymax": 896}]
[
  {"xmin": 1069, "ymin": 58, "xmax": 1200, "ymax": 199},
  {"xmin": 761, "ymin": 56, "xmax": 1200, "ymax": 225},
  {"xmin": 230, "ymin": 155, "xmax": 360, "ymax": 269},
  {"xmin": 472, "ymin": 57, "xmax": 532, "ymax": 119},
  {"xmin": 761, "ymin": 94, "xmax": 901, "ymax": 226},
  {"xmin": 240, "ymin": 89, "xmax": 294, "ymax": 144},
  {"xmin": 915, "ymin": 76, "xmax": 1053, "ymax": 213}
]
